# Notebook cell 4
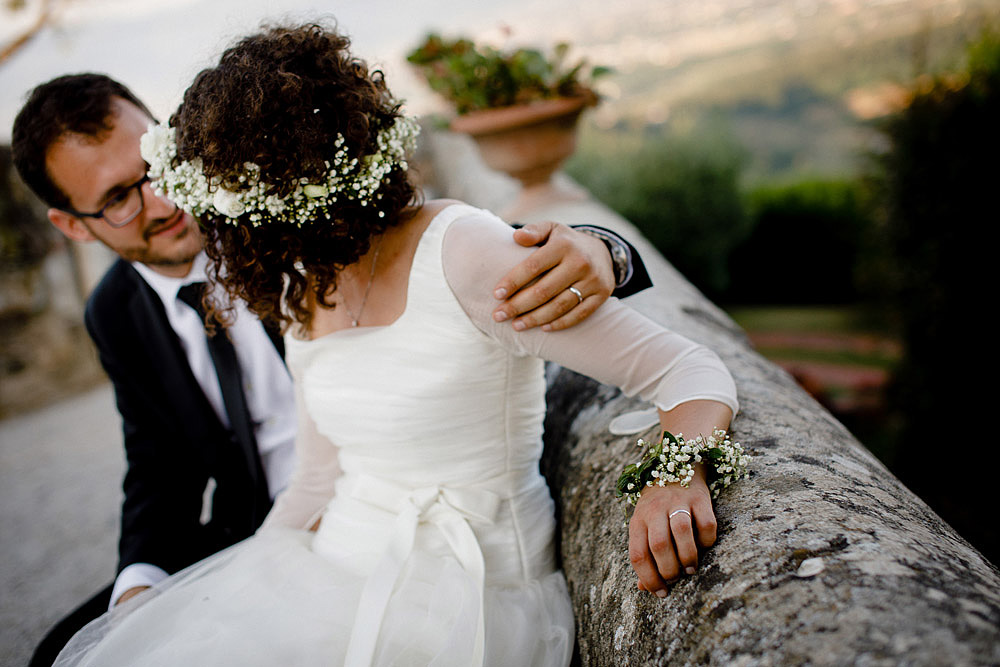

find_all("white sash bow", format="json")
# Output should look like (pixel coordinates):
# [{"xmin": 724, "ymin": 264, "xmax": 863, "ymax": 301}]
[{"xmin": 342, "ymin": 474, "xmax": 502, "ymax": 666}]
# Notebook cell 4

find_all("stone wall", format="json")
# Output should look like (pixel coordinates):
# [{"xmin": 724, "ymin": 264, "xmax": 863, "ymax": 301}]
[{"xmin": 422, "ymin": 129, "xmax": 1000, "ymax": 666}]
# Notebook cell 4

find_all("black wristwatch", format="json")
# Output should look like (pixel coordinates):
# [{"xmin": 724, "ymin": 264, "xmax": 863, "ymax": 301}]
[{"xmin": 574, "ymin": 225, "xmax": 633, "ymax": 288}]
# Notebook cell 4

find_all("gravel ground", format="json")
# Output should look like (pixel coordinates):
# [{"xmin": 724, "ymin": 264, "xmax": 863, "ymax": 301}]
[{"xmin": 0, "ymin": 383, "xmax": 122, "ymax": 667}]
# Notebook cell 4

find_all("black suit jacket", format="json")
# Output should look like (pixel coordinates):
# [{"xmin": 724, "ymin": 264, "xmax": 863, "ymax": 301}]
[{"xmin": 85, "ymin": 259, "xmax": 272, "ymax": 577}]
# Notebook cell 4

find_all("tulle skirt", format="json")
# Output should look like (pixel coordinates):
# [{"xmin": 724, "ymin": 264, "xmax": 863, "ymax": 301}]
[{"xmin": 54, "ymin": 524, "xmax": 573, "ymax": 666}]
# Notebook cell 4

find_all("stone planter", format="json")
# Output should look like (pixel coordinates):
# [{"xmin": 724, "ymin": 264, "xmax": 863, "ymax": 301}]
[{"xmin": 449, "ymin": 95, "xmax": 594, "ymax": 219}]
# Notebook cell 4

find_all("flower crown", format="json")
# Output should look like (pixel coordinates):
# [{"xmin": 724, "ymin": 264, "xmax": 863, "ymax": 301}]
[{"xmin": 139, "ymin": 115, "xmax": 420, "ymax": 226}]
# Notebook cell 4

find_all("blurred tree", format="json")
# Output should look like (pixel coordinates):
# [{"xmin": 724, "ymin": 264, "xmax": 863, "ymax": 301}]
[
  {"xmin": 567, "ymin": 121, "xmax": 749, "ymax": 298},
  {"xmin": 873, "ymin": 29, "xmax": 1000, "ymax": 564},
  {"xmin": 726, "ymin": 179, "xmax": 873, "ymax": 305}
]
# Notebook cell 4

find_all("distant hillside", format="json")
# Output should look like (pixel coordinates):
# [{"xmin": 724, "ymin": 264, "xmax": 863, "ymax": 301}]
[{"xmin": 568, "ymin": 0, "xmax": 999, "ymax": 183}]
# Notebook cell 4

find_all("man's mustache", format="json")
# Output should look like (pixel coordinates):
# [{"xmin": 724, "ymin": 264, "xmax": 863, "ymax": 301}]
[{"xmin": 142, "ymin": 208, "xmax": 184, "ymax": 240}]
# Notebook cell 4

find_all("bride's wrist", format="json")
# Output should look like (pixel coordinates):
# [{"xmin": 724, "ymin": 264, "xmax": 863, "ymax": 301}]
[{"xmin": 615, "ymin": 429, "xmax": 750, "ymax": 506}]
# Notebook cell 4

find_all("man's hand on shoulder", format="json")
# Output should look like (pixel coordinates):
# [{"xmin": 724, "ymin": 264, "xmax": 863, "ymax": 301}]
[{"xmin": 492, "ymin": 221, "xmax": 615, "ymax": 332}]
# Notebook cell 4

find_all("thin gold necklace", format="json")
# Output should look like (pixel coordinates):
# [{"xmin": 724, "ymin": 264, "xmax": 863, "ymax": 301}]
[{"xmin": 343, "ymin": 236, "xmax": 383, "ymax": 327}]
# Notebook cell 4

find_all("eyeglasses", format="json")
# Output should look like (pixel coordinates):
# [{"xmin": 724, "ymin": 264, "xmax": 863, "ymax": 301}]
[{"xmin": 62, "ymin": 174, "xmax": 152, "ymax": 228}]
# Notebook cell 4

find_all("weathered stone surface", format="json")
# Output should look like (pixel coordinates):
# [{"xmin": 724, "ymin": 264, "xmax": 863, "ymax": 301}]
[{"xmin": 425, "ymin": 129, "xmax": 1000, "ymax": 666}]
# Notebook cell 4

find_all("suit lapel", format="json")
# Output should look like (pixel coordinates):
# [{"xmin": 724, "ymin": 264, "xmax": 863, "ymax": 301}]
[
  {"xmin": 126, "ymin": 267, "xmax": 268, "ymax": 502},
  {"xmin": 127, "ymin": 273, "xmax": 223, "ymax": 460}
]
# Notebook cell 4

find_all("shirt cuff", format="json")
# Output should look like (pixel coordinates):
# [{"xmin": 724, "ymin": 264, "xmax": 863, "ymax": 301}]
[{"xmin": 110, "ymin": 563, "xmax": 168, "ymax": 609}]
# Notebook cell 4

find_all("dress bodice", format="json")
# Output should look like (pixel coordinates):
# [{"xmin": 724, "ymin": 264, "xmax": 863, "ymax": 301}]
[
  {"xmin": 284, "ymin": 205, "xmax": 547, "ymax": 493},
  {"xmin": 283, "ymin": 206, "xmax": 560, "ymax": 615}
]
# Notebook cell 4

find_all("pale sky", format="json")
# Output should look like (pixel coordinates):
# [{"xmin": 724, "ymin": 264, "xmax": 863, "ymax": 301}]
[{"xmin": 1, "ymin": 0, "xmax": 590, "ymax": 142}]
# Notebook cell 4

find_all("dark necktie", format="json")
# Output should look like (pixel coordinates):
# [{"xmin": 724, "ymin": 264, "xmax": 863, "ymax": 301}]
[{"xmin": 177, "ymin": 281, "xmax": 270, "ymax": 529}]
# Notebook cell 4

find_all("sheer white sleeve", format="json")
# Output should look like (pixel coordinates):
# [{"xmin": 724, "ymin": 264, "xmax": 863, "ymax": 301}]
[
  {"xmin": 441, "ymin": 211, "xmax": 739, "ymax": 415},
  {"xmin": 260, "ymin": 356, "xmax": 341, "ymax": 531}
]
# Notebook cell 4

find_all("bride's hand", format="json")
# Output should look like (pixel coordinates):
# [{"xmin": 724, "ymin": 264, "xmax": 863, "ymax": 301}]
[{"xmin": 627, "ymin": 464, "xmax": 717, "ymax": 597}]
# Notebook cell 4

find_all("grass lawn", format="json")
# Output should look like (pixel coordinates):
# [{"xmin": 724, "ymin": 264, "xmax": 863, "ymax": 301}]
[
  {"xmin": 724, "ymin": 305, "xmax": 893, "ymax": 335},
  {"xmin": 724, "ymin": 304, "xmax": 900, "ymax": 460},
  {"xmin": 725, "ymin": 305, "xmax": 900, "ymax": 367},
  {"xmin": 725, "ymin": 303, "xmax": 900, "ymax": 376}
]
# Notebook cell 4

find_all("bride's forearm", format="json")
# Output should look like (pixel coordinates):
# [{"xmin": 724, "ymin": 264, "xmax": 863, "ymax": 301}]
[{"xmin": 657, "ymin": 399, "xmax": 734, "ymax": 441}]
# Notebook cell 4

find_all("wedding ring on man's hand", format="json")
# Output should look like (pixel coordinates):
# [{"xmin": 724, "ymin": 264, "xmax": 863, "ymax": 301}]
[
  {"xmin": 568, "ymin": 286, "xmax": 584, "ymax": 304},
  {"xmin": 669, "ymin": 509, "xmax": 691, "ymax": 519}
]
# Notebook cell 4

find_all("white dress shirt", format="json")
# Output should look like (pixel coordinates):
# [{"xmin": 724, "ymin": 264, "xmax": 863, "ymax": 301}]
[{"xmin": 111, "ymin": 252, "xmax": 296, "ymax": 606}]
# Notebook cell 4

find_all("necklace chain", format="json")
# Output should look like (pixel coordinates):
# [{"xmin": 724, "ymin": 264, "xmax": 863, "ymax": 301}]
[{"xmin": 343, "ymin": 236, "xmax": 383, "ymax": 327}]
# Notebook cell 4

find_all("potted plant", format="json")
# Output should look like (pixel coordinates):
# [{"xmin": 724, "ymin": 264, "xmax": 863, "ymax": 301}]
[{"xmin": 407, "ymin": 34, "xmax": 609, "ymax": 208}]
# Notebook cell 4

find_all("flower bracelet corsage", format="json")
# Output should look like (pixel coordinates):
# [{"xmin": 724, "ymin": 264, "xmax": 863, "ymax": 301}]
[{"xmin": 615, "ymin": 429, "xmax": 750, "ymax": 507}]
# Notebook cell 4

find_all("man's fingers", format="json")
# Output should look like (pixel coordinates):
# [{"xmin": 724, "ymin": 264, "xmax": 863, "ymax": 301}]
[
  {"xmin": 513, "ymin": 290, "xmax": 603, "ymax": 331},
  {"xmin": 493, "ymin": 221, "xmax": 617, "ymax": 331},
  {"xmin": 492, "ymin": 246, "xmax": 560, "ymax": 303},
  {"xmin": 499, "ymin": 257, "xmax": 579, "ymax": 319},
  {"xmin": 511, "ymin": 221, "xmax": 555, "ymax": 247},
  {"xmin": 493, "ymin": 250, "xmax": 581, "ymax": 325},
  {"xmin": 508, "ymin": 290, "xmax": 575, "ymax": 330},
  {"xmin": 537, "ymin": 295, "xmax": 601, "ymax": 332}
]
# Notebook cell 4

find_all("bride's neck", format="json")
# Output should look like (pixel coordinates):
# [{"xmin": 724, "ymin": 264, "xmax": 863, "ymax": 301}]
[{"xmin": 294, "ymin": 200, "xmax": 457, "ymax": 340}]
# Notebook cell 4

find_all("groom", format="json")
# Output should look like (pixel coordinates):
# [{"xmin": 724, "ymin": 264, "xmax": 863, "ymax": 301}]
[{"xmin": 13, "ymin": 72, "xmax": 651, "ymax": 664}]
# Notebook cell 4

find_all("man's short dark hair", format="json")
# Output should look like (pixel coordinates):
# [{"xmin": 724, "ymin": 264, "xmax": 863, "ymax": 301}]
[{"xmin": 11, "ymin": 73, "xmax": 153, "ymax": 209}]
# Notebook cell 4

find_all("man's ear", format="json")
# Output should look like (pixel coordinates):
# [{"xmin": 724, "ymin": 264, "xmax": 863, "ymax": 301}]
[{"xmin": 47, "ymin": 208, "xmax": 97, "ymax": 243}]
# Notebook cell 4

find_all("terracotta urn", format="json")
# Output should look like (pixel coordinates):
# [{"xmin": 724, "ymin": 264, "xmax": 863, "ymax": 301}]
[{"xmin": 449, "ymin": 95, "xmax": 595, "ymax": 218}]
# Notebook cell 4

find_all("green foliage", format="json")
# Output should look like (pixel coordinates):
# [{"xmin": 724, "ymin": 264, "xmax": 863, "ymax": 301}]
[
  {"xmin": 871, "ymin": 28, "xmax": 1000, "ymax": 563},
  {"xmin": 726, "ymin": 179, "xmax": 875, "ymax": 304},
  {"xmin": 566, "ymin": 121, "xmax": 749, "ymax": 297},
  {"xmin": 567, "ymin": 119, "xmax": 880, "ymax": 305},
  {"xmin": 406, "ymin": 34, "xmax": 608, "ymax": 113},
  {"xmin": 966, "ymin": 28, "xmax": 1000, "ymax": 81}
]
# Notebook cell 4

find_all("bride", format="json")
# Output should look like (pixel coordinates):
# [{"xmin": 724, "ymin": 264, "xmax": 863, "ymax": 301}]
[{"xmin": 57, "ymin": 22, "xmax": 739, "ymax": 666}]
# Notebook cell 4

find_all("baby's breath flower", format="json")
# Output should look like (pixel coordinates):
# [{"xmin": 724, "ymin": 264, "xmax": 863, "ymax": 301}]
[
  {"xmin": 139, "ymin": 115, "xmax": 420, "ymax": 227},
  {"xmin": 615, "ymin": 429, "xmax": 751, "ymax": 510}
]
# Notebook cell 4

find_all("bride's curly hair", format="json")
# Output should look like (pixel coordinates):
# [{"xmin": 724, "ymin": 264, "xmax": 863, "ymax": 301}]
[{"xmin": 170, "ymin": 23, "xmax": 419, "ymax": 330}]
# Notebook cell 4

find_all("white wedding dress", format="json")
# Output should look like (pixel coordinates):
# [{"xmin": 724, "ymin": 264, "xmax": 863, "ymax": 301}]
[{"xmin": 55, "ymin": 204, "xmax": 738, "ymax": 667}]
